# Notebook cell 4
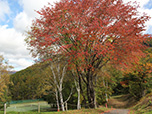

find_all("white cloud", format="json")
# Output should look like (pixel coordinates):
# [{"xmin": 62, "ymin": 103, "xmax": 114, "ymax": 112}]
[
  {"xmin": 14, "ymin": 0, "xmax": 61, "ymax": 33},
  {"xmin": 0, "ymin": 0, "xmax": 152, "ymax": 71},
  {"xmin": 123, "ymin": 0, "xmax": 152, "ymax": 33},
  {"xmin": 13, "ymin": 12, "xmax": 32, "ymax": 32},
  {"xmin": 0, "ymin": 0, "xmax": 11, "ymax": 21},
  {"xmin": 0, "ymin": 25, "xmax": 25, "ymax": 53},
  {"xmin": 123, "ymin": 0, "xmax": 149, "ymax": 7},
  {"xmin": 0, "ymin": 25, "xmax": 33, "ymax": 71},
  {"xmin": 19, "ymin": 0, "xmax": 60, "ymax": 18},
  {"xmin": 9, "ymin": 58, "xmax": 34, "ymax": 70},
  {"xmin": 0, "ymin": 0, "xmax": 60, "ymax": 71}
]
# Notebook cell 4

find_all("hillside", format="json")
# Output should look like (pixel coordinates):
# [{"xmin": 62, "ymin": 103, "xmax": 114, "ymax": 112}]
[
  {"xmin": 10, "ymin": 62, "xmax": 50, "ymax": 100},
  {"xmin": 9, "ymin": 71, "xmax": 16, "ymax": 74},
  {"xmin": 133, "ymin": 93, "xmax": 152, "ymax": 113}
]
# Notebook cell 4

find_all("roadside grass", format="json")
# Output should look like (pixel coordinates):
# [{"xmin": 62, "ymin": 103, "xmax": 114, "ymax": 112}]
[
  {"xmin": 2, "ymin": 93, "xmax": 151, "ymax": 114},
  {"xmin": 129, "ymin": 110, "xmax": 152, "ymax": 114},
  {"xmin": 131, "ymin": 93, "xmax": 152, "ymax": 114},
  {"xmin": 0, "ymin": 100, "xmax": 111, "ymax": 114},
  {"xmin": 0, "ymin": 107, "xmax": 110, "ymax": 114},
  {"xmin": 107, "ymin": 94, "xmax": 152, "ymax": 114},
  {"xmin": 145, "ymin": 111, "xmax": 152, "ymax": 114}
]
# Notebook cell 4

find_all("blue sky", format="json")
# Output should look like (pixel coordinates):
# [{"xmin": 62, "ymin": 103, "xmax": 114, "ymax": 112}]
[
  {"xmin": 0, "ymin": 0, "xmax": 152, "ymax": 71},
  {"xmin": 0, "ymin": 0, "xmax": 59, "ymax": 71},
  {"xmin": 144, "ymin": 0, "xmax": 152, "ymax": 9},
  {"xmin": 2, "ymin": 0, "xmax": 23, "ymax": 28}
]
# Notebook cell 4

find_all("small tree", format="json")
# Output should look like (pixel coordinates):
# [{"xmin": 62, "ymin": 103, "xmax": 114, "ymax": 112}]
[
  {"xmin": 122, "ymin": 50, "xmax": 152, "ymax": 100},
  {"xmin": 40, "ymin": 55, "xmax": 73, "ymax": 111},
  {"xmin": 49, "ymin": 57, "xmax": 67, "ymax": 111},
  {"xmin": 26, "ymin": 0, "xmax": 151, "ymax": 108},
  {"xmin": 0, "ymin": 55, "xmax": 12, "ymax": 108}
]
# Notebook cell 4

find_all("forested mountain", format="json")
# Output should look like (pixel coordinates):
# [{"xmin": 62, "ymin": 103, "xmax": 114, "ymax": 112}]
[
  {"xmin": 10, "ymin": 62, "xmax": 49, "ymax": 100},
  {"xmin": 9, "ymin": 71, "xmax": 16, "ymax": 74},
  {"xmin": 9, "ymin": 61, "xmax": 78, "ymax": 110}
]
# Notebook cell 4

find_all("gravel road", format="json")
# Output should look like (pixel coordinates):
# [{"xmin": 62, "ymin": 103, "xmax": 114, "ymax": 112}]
[{"xmin": 103, "ymin": 109, "xmax": 130, "ymax": 114}]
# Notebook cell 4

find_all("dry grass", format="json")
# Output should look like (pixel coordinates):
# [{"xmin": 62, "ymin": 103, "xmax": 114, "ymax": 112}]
[{"xmin": 107, "ymin": 94, "xmax": 137, "ymax": 108}]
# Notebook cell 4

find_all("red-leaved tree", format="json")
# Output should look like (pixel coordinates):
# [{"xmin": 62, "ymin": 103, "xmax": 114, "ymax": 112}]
[{"xmin": 26, "ymin": 0, "xmax": 151, "ymax": 108}]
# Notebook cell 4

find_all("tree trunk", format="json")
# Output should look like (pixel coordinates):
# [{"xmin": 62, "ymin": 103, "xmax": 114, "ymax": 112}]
[
  {"xmin": 103, "ymin": 77, "xmax": 108, "ymax": 102},
  {"xmin": 59, "ymin": 87, "xmax": 65, "ymax": 111},
  {"xmin": 94, "ymin": 88, "xmax": 97, "ymax": 108},
  {"xmin": 106, "ymin": 80, "xmax": 108, "ymax": 102},
  {"xmin": 89, "ymin": 84, "xmax": 95, "ymax": 108},
  {"xmin": 55, "ymin": 89, "xmax": 60, "ymax": 111},
  {"xmin": 140, "ymin": 82, "xmax": 145, "ymax": 98},
  {"xmin": 77, "ymin": 69, "xmax": 96, "ymax": 108},
  {"xmin": 86, "ymin": 74, "xmax": 96, "ymax": 108},
  {"xmin": 94, "ymin": 75, "xmax": 97, "ymax": 108},
  {"xmin": 77, "ymin": 89, "xmax": 81, "ymax": 109},
  {"xmin": 74, "ymin": 80, "xmax": 81, "ymax": 109},
  {"xmin": 79, "ymin": 76, "xmax": 87, "ymax": 107},
  {"xmin": 65, "ymin": 102, "xmax": 68, "ymax": 111}
]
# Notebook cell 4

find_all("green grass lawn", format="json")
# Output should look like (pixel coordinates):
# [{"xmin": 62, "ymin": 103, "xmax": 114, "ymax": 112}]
[
  {"xmin": 5, "ymin": 101, "xmax": 51, "ymax": 112},
  {"xmin": 0, "ymin": 101, "xmax": 111, "ymax": 114},
  {"xmin": 2, "ymin": 94, "xmax": 151, "ymax": 114},
  {"xmin": 0, "ymin": 107, "xmax": 110, "ymax": 114}
]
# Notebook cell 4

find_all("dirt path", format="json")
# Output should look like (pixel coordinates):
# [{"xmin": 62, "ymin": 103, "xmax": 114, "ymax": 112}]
[
  {"xmin": 101, "ymin": 95, "xmax": 135, "ymax": 114},
  {"xmin": 103, "ymin": 109, "xmax": 130, "ymax": 114},
  {"xmin": 107, "ymin": 94, "xmax": 136, "ymax": 108}
]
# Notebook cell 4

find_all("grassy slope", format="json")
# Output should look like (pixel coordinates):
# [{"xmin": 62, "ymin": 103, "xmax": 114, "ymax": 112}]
[
  {"xmin": 132, "ymin": 93, "xmax": 152, "ymax": 114},
  {"xmin": 107, "ymin": 94, "xmax": 152, "ymax": 114}
]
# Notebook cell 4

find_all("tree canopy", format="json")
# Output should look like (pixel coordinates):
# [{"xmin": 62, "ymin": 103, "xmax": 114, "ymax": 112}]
[
  {"xmin": 0, "ymin": 55, "xmax": 12, "ymax": 107},
  {"xmin": 26, "ymin": 0, "xmax": 151, "ymax": 108}
]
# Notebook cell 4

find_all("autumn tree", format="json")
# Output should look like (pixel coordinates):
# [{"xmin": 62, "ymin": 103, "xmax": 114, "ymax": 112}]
[
  {"xmin": 41, "ymin": 56, "xmax": 73, "ymax": 111},
  {"xmin": 0, "ymin": 55, "xmax": 12, "ymax": 108},
  {"xmin": 120, "ymin": 49, "xmax": 152, "ymax": 100},
  {"xmin": 26, "ymin": 0, "xmax": 151, "ymax": 108},
  {"xmin": 95, "ymin": 64, "xmax": 123, "ymax": 105}
]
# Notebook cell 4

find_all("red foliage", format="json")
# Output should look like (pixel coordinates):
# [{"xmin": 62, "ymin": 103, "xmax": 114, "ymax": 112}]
[
  {"xmin": 26, "ymin": 0, "xmax": 151, "ymax": 72},
  {"xmin": 120, "ymin": 80, "xmax": 129, "ymax": 86},
  {"xmin": 25, "ymin": 0, "xmax": 152, "ymax": 108}
]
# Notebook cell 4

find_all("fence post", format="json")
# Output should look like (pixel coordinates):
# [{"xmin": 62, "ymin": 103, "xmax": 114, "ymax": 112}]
[
  {"xmin": 38, "ymin": 102, "xmax": 40, "ymax": 113},
  {"xmin": 4, "ymin": 103, "xmax": 6, "ymax": 114}
]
